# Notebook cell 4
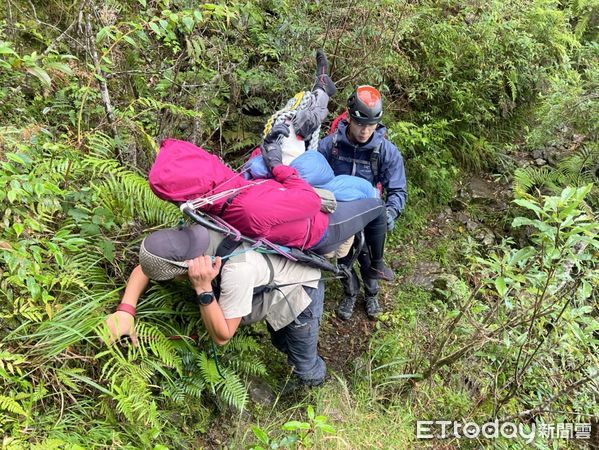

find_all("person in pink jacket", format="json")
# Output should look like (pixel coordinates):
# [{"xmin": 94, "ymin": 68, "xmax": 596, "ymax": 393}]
[{"xmin": 150, "ymin": 128, "xmax": 393, "ymax": 281}]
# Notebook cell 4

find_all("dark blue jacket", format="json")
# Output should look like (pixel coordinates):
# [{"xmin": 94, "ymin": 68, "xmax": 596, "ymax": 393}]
[{"xmin": 318, "ymin": 120, "xmax": 407, "ymax": 217}]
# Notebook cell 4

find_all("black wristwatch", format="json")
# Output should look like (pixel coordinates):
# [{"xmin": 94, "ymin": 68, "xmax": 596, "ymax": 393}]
[{"xmin": 196, "ymin": 291, "xmax": 215, "ymax": 306}]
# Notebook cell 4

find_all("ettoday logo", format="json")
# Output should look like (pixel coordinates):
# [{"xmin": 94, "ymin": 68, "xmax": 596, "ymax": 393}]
[
  {"xmin": 416, "ymin": 420, "xmax": 592, "ymax": 443},
  {"xmin": 416, "ymin": 420, "xmax": 536, "ymax": 443}
]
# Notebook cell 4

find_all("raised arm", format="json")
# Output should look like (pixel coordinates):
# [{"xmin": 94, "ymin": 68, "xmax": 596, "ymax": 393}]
[{"xmin": 104, "ymin": 265, "xmax": 150, "ymax": 345}]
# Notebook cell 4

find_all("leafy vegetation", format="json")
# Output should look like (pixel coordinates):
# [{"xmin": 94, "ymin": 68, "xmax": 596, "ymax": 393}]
[{"xmin": 0, "ymin": 0, "xmax": 597, "ymax": 447}]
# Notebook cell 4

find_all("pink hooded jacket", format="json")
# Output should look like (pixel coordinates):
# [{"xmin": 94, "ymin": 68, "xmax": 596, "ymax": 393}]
[{"xmin": 149, "ymin": 139, "xmax": 329, "ymax": 249}]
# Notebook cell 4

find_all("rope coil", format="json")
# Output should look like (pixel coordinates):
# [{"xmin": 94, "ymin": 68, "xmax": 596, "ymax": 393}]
[{"xmin": 263, "ymin": 91, "xmax": 321, "ymax": 152}]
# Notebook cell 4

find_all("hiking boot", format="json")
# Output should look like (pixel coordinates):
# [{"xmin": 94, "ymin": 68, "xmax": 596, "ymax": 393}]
[
  {"xmin": 278, "ymin": 377, "xmax": 324, "ymax": 397},
  {"xmin": 278, "ymin": 378, "xmax": 308, "ymax": 397},
  {"xmin": 365, "ymin": 296, "xmax": 382, "ymax": 320},
  {"xmin": 336, "ymin": 296, "xmax": 357, "ymax": 320},
  {"xmin": 313, "ymin": 49, "xmax": 337, "ymax": 97},
  {"xmin": 364, "ymin": 260, "xmax": 395, "ymax": 281}
]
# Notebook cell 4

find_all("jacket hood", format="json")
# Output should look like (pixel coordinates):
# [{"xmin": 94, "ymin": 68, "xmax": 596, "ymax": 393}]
[{"xmin": 150, "ymin": 139, "xmax": 247, "ymax": 202}]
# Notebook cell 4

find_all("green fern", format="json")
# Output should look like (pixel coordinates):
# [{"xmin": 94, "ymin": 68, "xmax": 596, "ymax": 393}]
[
  {"xmin": 136, "ymin": 322, "xmax": 183, "ymax": 376},
  {"xmin": 226, "ymin": 334, "xmax": 267, "ymax": 377},
  {"xmin": 165, "ymin": 374, "xmax": 206, "ymax": 403},
  {"xmin": 94, "ymin": 170, "xmax": 180, "ymax": 227},
  {"xmin": 513, "ymin": 166, "xmax": 558, "ymax": 198},
  {"xmin": 0, "ymin": 395, "xmax": 27, "ymax": 416},
  {"xmin": 514, "ymin": 144, "xmax": 598, "ymax": 204},
  {"xmin": 198, "ymin": 351, "xmax": 223, "ymax": 387},
  {"xmin": 85, "ymin": 131, "xmax": 117, "ymax": 159},
  {"xmin": 217, "ymin": 368, "xmax": 248, "ymax": 410},
  {"xmin": 0, "ymin": 350, "xmax": 26, "ymax": 377},
  {"xmin": 196, "ymin": 352, "xmax": 249, "ymax": 409},
  {"xmin": 230, "ymin": 359, "xmax": 267, "ymax": 377},
  {"xmin": 136, "ymin": 97, "xmax": 203, "ymax": 119},
  {"xmin": 110, "ymin": 377, "xmax": 160, "ymax": 428}
]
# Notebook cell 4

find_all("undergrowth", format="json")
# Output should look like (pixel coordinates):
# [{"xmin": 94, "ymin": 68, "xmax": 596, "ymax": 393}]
[{"xmin": 0, "ymin": 0, "xmax": 597, "ymax": 447}]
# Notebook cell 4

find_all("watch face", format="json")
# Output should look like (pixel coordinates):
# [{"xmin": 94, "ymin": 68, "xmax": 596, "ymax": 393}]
[{"xmin": 197, "ymin": 291, "xmax": 214, "ymax": 306}]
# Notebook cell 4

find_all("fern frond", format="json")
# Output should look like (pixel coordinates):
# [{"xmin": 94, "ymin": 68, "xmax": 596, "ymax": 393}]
[
  {"xmin": 0, "ymin": 350, "xmax": 26, "ymax": 377},
  {"xmin": 81, "ymin": 156, "xmax": 123, "ymax": 176},
  {"xmin": 230, "ymin": 359, "xmax": 267, "ymax": 377},
  {"xmin": 197, "ymin": 352, "xmax": 221, "ymax": 388},
  {"xmin": 110, "ymin": 376, "xmax": 159, "ymax": 428},
  {"xmin": 226, "ymin": 334, "xmax": 262, "ymax": 354},
  {"xmin": 85, "ymin": 132, "xmax": 116, "ymax": 159},
  {"xmin": 95, "ymin": 170, "xmax": 180, "ymax": 227},
  {"xmin": 136, "ymin": 97, "xmax": 203, "ymax": 119},
  {"xmin": 0, "ymin": 395, "xmax": 27, "ymax": 416},
  {"xmin": 135, "ymin": 323, "xmax": 183, "ymax": 376},
  {"xmin": 165, "ymin": 374, "xmax": 206, "ymax": 403},
  {"xmin": 513, "ymin": 166, "xmax": 559, "ymax": 198},
  {"xmin": 216, "ymin": 368, "xmax": 248, "ymax": 410}
]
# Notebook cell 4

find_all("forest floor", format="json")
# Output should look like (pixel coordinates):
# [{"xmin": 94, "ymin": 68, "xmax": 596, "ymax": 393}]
[{"xmin": 319, "ymin": 171, "xmax": 514, "ymax": 378}]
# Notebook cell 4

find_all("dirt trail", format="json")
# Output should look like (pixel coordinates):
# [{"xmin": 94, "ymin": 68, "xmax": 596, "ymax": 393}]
[{"xmin": 318, "ymin": 173, "xmax": 513, "ymax": 376}]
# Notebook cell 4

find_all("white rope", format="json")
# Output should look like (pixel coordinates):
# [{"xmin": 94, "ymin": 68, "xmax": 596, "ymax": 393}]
[
  {"xmin": 188, "ymin": 180, "xmax": 268, "ymax": 209},
  {"xmin": 264, "ymin": 91, "xmax": 321, "ymax": 152}
]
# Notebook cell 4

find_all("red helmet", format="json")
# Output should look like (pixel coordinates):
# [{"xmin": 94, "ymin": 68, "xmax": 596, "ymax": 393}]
[{"xmin": 347, "ymin": 85, "xmax": 383, "ymax": 125}]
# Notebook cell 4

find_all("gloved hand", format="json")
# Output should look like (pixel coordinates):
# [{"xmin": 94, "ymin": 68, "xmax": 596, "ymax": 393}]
[
  {"xmin": 313, "ymin": 49, "xmax": 337, "ymax": 97},
  {"xmin": 263, "ymin": 122, "xmax": 290, "ymax": 145},
  {"xmin": 261, "ymin": 141, "xmax": 283, "ymax": 170},
  {"xmin": 386, "ymin": 208, "xmax": 397, "ymax": 232},
  {"xmin": 261, "ymin": 123, "xmax": 290, "ymax": 170}
]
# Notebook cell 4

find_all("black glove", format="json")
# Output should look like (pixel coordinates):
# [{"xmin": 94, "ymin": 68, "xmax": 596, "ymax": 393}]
[
  {"xmin": 261, "ymin": 123, "xmax": 290, "ymax": 169},
  {"xmin": 261, "ymin": 141, "xmax": 283, "ymax": 170},
  {"xmin": 313, "ymin": 49, "xmax": 337, "ymax": 97},
  {"xmin": 263, "ymin": 122, "xmax": 290, "ymax": 145}
]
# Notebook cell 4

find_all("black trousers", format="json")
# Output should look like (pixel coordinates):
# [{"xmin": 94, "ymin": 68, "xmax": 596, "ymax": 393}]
[
  {"xmin": 267, "ymin": 281, "xmax": 326, "ymax": 384},
  {"xmin": 311, "ymin": 197, "xmax": 387, "ymax": 260},
  {"xmin": 338, "ymin": 248, "xmax": 379, "ymax": 298}
]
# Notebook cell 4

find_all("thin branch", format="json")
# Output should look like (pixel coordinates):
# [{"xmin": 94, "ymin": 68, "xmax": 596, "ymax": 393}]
[
  {"xmin": 43, "ymin": 0, "xmax": 89, "ymax": 56},
  {"xmin": 85, "ymin": 11, "xmax": 118, "ymax": 140},
  {"xmin": 500, "ymin": 371, "xmax": 599, "ymax": 422}
]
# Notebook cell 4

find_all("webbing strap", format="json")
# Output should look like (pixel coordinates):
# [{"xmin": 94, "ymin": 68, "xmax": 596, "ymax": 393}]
[
  {"xmin": 212, "ymin": 237, "xmax": 276, "ymax": 298},
  {"xmin": 218, "ymin": 191, "xmax": 241, "ymax": 216},
  {"xmin": 370, "ymin": 144, "xmax": 380, "ymax": 185},
  {"xmin": 331, "ymin": 129, "xmax": 381, "ymax": 187},
  {"xmin": 334, "ymin": 154, "xmax": 371, "ymax": 165},
  {"xmin": 252, "ymin": 255, "xmax": 276, "ymax": 296}
]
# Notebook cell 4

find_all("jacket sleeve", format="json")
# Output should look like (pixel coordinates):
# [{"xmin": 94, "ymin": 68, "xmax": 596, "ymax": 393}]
[
  {"xmin": 317, "ymin": 135, "xmax": 334, "ymax": 162},
  {"xmin": 380, "ymin": 140, "xmax": 407, "ymax": 216}
]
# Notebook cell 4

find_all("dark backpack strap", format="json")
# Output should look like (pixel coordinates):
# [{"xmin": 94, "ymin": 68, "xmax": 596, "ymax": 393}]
[
  {"xmin": 212, "ymin": 238, "xmax": 276, "ymax": 299},
  {"xmin": 328, "ymin": 130, "xmax": 339, "ymax": 163},
  {"xmin": 251, "ymin": 254, "xmax": 275, "ymax": 296},
  {"xmin": 332, "ymin": 130, "xmax": 381, "ymax": 186},
  {"xmin": 218, "ymin": 191, "xmax": 241, "ymax": 216},
  {"xmin": 370, "ymin": 142, "xmax": 381, "ymax": 186},
  {"xmin": 211, "ymin": 236, "xmax": 244, "ymax": 298}
]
